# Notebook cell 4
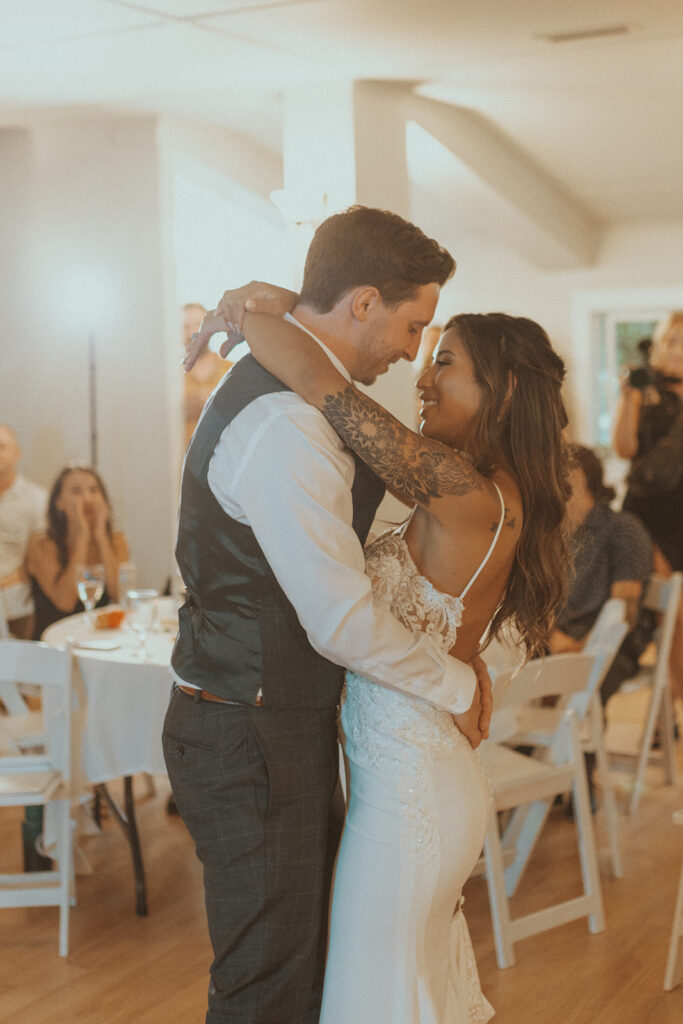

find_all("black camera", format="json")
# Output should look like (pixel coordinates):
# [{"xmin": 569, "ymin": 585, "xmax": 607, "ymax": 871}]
[
  {"xmin": 627, "ymin": 365, "xmax": 657, "ymax": 389},
  {"xmin": 628, "ymin": 366, "xmax": 682, "ymax": 390},
  {"xmin": 627, "ymin": 337, "xmax": 681, "ymax": 389}
]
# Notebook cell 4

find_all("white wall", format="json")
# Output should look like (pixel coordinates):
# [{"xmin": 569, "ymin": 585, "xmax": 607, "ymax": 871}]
[
  {"xmin": 162, "ymin": 117, "xmax": 288, "ymax": 308},
  {"xmin": 0, "ymin": 112, "xmax": 292, "ymax": 592},
  {"xmin": 0, "ymin": 113, "xmax": 179, "ymax": 591}
]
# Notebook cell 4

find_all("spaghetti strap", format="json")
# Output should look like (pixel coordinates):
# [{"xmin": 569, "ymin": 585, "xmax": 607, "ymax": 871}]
[
  {"xmin": 398, "ymin": 516, "xmax": 412, "ymax": 538},
  {"xmin": 458, "ymin": 482, "xmax": 506, "ymax": 600}
]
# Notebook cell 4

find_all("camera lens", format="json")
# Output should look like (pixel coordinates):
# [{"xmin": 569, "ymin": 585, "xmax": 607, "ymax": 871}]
[{"xmin": 627, "ymin": 367, "xmax": 653, "ymax": 389}]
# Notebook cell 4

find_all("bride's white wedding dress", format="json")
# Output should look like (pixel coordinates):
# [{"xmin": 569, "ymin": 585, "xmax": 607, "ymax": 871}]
[{"xmin": 320, "ymin": 489, "xmax": 504, "ymax": 1024}]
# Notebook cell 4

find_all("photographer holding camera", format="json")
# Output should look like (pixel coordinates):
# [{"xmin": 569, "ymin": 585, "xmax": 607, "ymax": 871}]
[{"xmin": 613, "ymin": 311, "xmax": 683, "ymax": 706}]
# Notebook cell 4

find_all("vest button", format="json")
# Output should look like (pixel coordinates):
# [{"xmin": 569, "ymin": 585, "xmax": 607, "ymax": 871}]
[{"xmin": 176, "ymin": 744, "xmax": 185, "ymax": 756}]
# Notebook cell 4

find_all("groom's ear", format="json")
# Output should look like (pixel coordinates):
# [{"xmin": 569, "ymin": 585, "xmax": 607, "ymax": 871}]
[{"xmin": 349, "ymin": 286, "xmax": 382, "ymax": 323}]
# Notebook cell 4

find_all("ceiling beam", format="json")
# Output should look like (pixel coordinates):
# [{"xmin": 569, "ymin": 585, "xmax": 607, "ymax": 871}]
[{"xmin": 404, "ymin": 91, "xmax": 600, "ymax": 268}]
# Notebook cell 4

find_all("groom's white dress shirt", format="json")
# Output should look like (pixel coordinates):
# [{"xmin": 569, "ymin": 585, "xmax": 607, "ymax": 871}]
[{"xmin": 177, "ymin": 315, "xmax": 476, "ymax": 714}]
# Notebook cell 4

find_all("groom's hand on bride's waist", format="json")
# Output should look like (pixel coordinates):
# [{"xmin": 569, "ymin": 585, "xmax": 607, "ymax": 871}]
[
  {"xmin": 451, "ymin": 656, "xmax": 492, "ymax": 749},
  {"xmin": 470, "ymin": 655, "xmax": 492, "ymax": 740}
]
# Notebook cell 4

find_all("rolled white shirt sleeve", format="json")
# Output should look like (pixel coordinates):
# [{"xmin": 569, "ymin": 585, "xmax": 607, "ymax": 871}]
[{"xmin": 207, "ymin": 392, "xmax": 476, "ymax": 715}]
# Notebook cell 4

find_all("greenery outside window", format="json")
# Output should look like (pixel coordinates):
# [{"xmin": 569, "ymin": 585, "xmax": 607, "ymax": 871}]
[{"xmin": 594, "ymin": 312, "xmax": 661, "ymax": 448}]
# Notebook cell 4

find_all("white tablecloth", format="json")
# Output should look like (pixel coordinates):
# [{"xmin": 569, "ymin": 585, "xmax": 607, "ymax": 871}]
[{"xmin": 42, "ymin": 604, "xmax": 176, "ymax": 783}]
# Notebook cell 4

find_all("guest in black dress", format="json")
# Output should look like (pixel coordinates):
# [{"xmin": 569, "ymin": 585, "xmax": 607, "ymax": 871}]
[{"xmin": 27, "ymin": 464, "xmax": 129, "ymax": 638}]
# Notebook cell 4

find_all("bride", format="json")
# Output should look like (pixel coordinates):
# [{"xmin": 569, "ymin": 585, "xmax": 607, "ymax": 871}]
[{"xmin": 189, "ymin": 289, "xmax": 571, "ymax": 1023}]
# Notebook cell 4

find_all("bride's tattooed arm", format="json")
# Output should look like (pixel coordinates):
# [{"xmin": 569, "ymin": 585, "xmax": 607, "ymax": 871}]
[
  {"xmin": 228, "ymin": 310, "xmax": 482, "ymax": 508},
  {"xmin": 321, "ymin": 385, "xmax": 482, "ymax": 509}
]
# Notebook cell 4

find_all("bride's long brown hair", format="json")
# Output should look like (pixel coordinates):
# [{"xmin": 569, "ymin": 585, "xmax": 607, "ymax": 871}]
[{"xmin": 445, "ymin": 313, "xmax": 572, "ymax": 658}]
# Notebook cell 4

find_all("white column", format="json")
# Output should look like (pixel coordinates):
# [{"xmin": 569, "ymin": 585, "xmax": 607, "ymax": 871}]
[
  {"xmin": 278, "ymin": 83, "xmax": 420, "ymax": 528},
  {"xmin": 353, "ymin": 81, "xmax": 411, "ymax": 218}
]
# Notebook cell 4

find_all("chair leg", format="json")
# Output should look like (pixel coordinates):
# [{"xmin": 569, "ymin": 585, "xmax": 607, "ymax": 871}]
[
  {"xmin": 57, "ymin": 799, "xmax": 71, "ymax": 958},
  {"xmin": 664, "ymin": 862, "xmax": 683, "ymax": 991},
  {"xmin": 571, "ymin": 726, "xmax": 606, "ymax": 935},
  {"xmin": 592, "ymin": 708, "xmax": 623, "ymax": 879},
  {"xmin": 484, "ymin": 811, "xmax": 516, "ymax": 969},
  {"xmin": 629, "ymin": 684, "xmax": 663, "ymax": 816},
  {"xmin": 503, "ymin": 798, "xmax": 553, "ymax": 896},
  {"xmin": 661, "ymin": 687, "xmax": 677, "ymax": 786}
]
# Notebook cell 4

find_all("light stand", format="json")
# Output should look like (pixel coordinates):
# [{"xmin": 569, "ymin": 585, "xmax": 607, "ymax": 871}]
[{"xmin": 88, "ymin": 327, "xmax": 98, "ymax": 468}]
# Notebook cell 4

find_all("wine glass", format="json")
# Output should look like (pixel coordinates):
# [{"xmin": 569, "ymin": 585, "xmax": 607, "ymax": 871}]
[
  {"xmin": 126, "ymin": 588, "xmax": 159, "ymax": 660},
  {"xmin": 76, "ymin": 564, "xmax": 106, "ymax": 628}
]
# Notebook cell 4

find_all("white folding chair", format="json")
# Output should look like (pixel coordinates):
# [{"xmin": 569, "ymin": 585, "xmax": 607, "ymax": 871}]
[
  {"xmin": 0, "ymin": 582, "xmax": 34, "ymax": 639},
  {"xmin": 605, "ymin": 573, "xmax": 682, "ymax": 815},
  {"xmin": 499, "ymin": 617, "xmax": 629, "ymax": 886},
  {"xmin": 479, "ymin": 652, "xmax": 606, "ymax": 969},
  {"xmin": 483, "ymin": 623, "xmax": 524, "ymax": 681},
  {"xmin": 0, "ymin": 639, "xmax": 74, "ymax": 957},
  {"xmin": 0, "ymin": 669, "xmax": 45, "ymax": 752},
  {"xmin": 584, "ymin": 597, "xmax": 627, "ymax": 649},
  {"xmin": 0, "ymin": 584, "xmax": 42, "ymax": 749},
  {"xmin": 664, "ymin": 809, "xmax": 683, "ymax": 991},
  {"xmin": 577, "ymin": 617, "xmax": 628, "ymax": 877}
]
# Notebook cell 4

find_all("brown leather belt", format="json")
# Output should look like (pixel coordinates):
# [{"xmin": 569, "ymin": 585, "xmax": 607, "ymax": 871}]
[{"xmin": 177, "ymin": 684, "xmax": 262, "ymax": 707}]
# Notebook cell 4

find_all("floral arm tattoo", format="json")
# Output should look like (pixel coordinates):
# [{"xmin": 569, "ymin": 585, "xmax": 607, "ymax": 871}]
[{"xmin": 321, "ymin": 385, "xmax": 483, "ymax": 509}]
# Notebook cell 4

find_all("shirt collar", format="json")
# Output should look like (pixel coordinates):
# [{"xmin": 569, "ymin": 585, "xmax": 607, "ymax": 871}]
[{"xmin": 284, "ymin": 313, "xmax": 352, "ymax": 383}]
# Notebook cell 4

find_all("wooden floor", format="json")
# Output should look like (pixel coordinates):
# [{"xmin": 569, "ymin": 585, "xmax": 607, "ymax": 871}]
[{"xmin": 1, "ymin": 693, "xmax": 683, "ymax": 1024}]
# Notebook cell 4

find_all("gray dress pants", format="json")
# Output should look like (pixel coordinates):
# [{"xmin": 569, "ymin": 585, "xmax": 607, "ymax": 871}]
[{"xmin": 162, "ymin": 685, "xmax": 343, "ymax": 1024}]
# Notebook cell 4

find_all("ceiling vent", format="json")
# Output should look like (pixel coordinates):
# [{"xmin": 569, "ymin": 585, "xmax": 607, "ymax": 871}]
[{"xmin": 539, "ymin": 24, "xmax": 630, "ymax": 44}]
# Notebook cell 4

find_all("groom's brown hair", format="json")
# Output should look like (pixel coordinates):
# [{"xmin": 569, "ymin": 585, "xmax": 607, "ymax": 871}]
[{"xmin": 298, "ymin": 206, "xmax": 455, "ymax": 313}]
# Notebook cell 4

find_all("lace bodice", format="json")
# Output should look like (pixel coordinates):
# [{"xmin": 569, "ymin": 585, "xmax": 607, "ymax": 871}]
[
  {"xmin": 364, "ymin": 530, "xmax": 465, "ymax": 654},
  {"xmin": 343, "ymin": 526, "xmax": 468, "ymax": 764}
]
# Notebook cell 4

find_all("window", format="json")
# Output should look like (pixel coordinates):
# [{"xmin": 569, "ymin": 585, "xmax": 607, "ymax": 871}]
[{"xmin": 594, "ymin": 312, "xmax": 660, "ymax": 447}]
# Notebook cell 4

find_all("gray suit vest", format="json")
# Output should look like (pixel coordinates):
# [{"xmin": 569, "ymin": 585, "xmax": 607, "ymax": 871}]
[{"xmin": 171, "ymin": 354, "xmax": 385, "ymax": 708}]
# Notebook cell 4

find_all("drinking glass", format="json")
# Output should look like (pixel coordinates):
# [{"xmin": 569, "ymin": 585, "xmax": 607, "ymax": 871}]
[
  {"xmin": 126, "ymin": 588, "xmax": 159, "ymax": 660},
  {"xmin": 76, "ymin": 563, "xmax": 106, "ymax": 627},
  {"xmin": 118, "ymin": 562, "xmax": 137, "ymax": 611}
]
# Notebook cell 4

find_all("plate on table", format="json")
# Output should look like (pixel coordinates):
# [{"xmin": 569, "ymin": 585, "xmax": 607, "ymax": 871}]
[
  {"xmin": 42, "ymin": 607, "xmax": 124, "ymax": 651},
  {"xmin": 71, "ymin": 639, "xmax": 121, "ymax": 651}
]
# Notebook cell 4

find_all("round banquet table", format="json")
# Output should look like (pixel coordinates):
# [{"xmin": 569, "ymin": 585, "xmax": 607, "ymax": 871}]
[
  {"xmin": 41, "ymin": 600, "xmax": 178, "ymax": 915},
  {"xmin": 42, "ymin": 602, "xmax": 176, "ymax": 783}
]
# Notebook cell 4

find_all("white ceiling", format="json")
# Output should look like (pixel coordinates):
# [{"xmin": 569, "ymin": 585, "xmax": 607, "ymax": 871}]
[{"xmin": 1, "ymin": 0, "xmax": 683, "ymax": 228}]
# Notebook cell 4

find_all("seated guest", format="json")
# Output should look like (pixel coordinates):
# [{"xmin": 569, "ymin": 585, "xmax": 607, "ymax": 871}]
[
  {"xmin": 549, "ymin": 445, "xmax": 654, "ymax": 705},
  {"xmin": 27, "ymin": 465, "xmax": 129, "ymax": 638},
  {"xmin": 0, "ymin": 424, "xmax": 47, "ymax": 637}
]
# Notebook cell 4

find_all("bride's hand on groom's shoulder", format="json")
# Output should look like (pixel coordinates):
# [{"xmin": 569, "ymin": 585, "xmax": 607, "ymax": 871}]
[
  {"xmin": 217, "ymin": 281, "xmax": 298, "ymax": 327},
  {"xmin": 183, "ymin": 310, "xmax": 234, "ymax": 371},
  {"xmin": 183, "ymin": 282, "xmax": 299, "ymax": 372}
]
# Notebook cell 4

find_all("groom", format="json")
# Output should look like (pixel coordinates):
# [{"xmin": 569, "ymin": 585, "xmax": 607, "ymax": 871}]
[{"xmin": 163, "ymin": 206, "xmax": 491, "ymax": 1024}]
